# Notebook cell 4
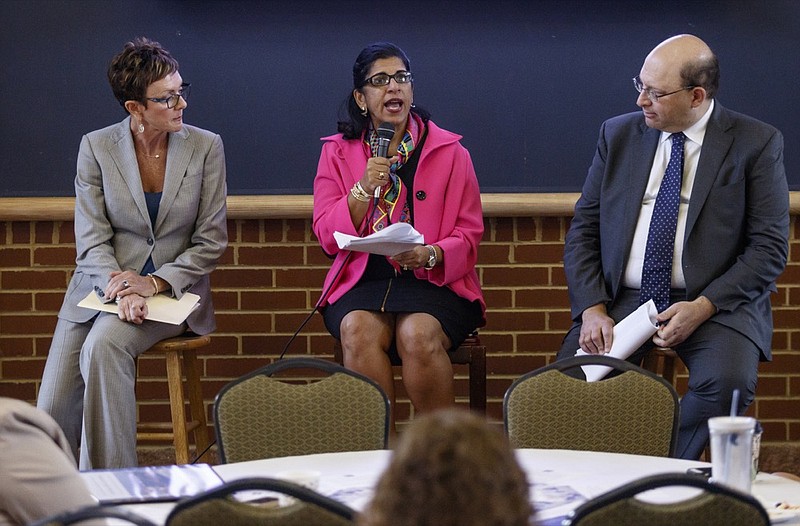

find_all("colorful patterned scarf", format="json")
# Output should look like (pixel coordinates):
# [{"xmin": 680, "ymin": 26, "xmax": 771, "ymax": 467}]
[{"xmin": 365, "ymin": 113, "xmax": 423, "ymax": 232}]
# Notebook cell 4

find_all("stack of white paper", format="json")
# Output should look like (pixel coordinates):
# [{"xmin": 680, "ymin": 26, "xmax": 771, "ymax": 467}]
[{"xmin": 334, "ymin": 222, "xmax": 424, "ymax": 256}]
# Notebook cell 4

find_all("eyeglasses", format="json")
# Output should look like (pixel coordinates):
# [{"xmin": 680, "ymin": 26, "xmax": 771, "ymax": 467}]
[
  {"xmin": 363, "ymin": 71, "xmax": 413, "ymax": 87},
  {"xmin": 633, "ymin": 76, "xmax": 694, "ymax": 102},
  {"xmin": 146, "ymin": 83, "xmax": 191, "ymax": 108}
]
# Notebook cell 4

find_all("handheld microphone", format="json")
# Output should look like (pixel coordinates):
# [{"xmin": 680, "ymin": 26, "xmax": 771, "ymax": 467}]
[
  {"xmin": 374, "ymin": 122, "xmax": 395, "ymax": 205},
  {"xmin": 376, "ymin": 121, "xmax": 394, "ymax": 158}
]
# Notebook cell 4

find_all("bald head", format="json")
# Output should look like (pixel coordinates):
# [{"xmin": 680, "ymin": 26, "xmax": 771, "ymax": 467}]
[
  {"xmin": 645, "ymin": 34, "xmax": 719, "ymax": 99},
  {"xmin": 636, "ymin": 35, "xmax": 719, "ymax": 132},
  {"xmin": 649, "ymin": 34, "xmax": 713, "ymax": 63}
]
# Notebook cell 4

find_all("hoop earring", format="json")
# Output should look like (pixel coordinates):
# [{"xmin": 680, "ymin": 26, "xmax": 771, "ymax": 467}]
[
  {"xmin": 137, "ymin": 122, "xmax": 145, "ymax": 134},
  {"xmin": 359, "ymin": 106, "xmax": 368, "ymax": 117}
]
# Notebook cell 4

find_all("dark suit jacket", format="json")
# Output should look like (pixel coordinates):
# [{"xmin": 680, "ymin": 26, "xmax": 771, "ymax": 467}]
[
  {"xmin": 564, "ymin": 102, "xmax": 789, "ymax": 359},
  {"xmin": 58, "ymin": 117, "xmax": 228, "ymax": 335}
]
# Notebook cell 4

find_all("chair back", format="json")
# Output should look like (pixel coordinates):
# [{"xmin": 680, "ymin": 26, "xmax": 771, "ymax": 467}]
[
  {"xmin": 29, "ymin": 505, "xmax": 156, "ymax": 526},
  {"xmin": 562, "ymin": 473, "xmax": 770, "ymax": 526},
  {"xmin": 166, "ymin": 477, "xmax": 356, "ymax": 526},
  {"xmin": 214, "ymin": 357, "xmax": 390, "ymax": 463},
  {"xmin": 503, "ymin": 355, "xmax": 679, "ymax": 457}
]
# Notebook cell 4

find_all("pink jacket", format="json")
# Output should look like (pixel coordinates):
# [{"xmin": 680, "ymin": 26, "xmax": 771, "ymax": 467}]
[{"xmin": 312, "ymin": 120, "xmax": 486, "ymax": 324}]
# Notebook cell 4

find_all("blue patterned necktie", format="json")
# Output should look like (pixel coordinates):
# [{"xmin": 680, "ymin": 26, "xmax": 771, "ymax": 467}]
[{"xmin": 640, "ymin": 132, "xmax": 686, "ymax": 313}]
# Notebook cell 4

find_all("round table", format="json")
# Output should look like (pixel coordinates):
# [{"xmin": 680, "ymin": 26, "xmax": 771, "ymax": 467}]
[{"xmin": 121, "ymin": 448, "xmax": 800, "ymax": 524}]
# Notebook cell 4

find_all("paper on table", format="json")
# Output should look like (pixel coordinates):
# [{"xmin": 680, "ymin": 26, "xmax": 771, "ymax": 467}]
[
  {"xmin": 81, "ymin": 463, "xmax": 223, "ymax": 504},
  {"xmin": 77, "ymin": 290, "xmax": 200, "ymax": 325},
  {"xmin": 334, "ymin": 222, "xmax": 424, "ymax": 257},
  {"xmin": 575, "ymin": 299, "xmax": 659, "ymax": 382}
]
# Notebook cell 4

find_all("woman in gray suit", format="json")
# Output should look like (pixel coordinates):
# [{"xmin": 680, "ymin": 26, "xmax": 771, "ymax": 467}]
[{"xmin": 37, "ymin": 37, "xmax": 228, "ymax": 469}]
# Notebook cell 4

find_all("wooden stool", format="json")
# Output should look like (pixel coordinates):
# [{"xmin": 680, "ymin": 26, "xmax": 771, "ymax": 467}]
[
  {"xmin": 136, "ymin": 333, "xmax": 211, "ymax": 464},
  {"xmin": 642, "ymin": 346, "xmax": 678, "ymax": 387},
  {"xmin": 333, "ymin": 335, "xmax": 487, "ymax": 414}
]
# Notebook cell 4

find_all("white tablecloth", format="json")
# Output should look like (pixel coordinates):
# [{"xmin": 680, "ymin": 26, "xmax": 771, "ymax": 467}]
[{"xmin": 121, "ymin": 448, "xmax": 800, "ymax": 525}]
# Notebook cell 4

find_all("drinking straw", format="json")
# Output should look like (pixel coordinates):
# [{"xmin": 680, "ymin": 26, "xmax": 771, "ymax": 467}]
[
  {"xmin": 730, "ymin": 388, "xmax": 740, "ymax": 417},
  {"xmin": 719, "ymin": 388, "xmax": 742, "ymax": 486}
]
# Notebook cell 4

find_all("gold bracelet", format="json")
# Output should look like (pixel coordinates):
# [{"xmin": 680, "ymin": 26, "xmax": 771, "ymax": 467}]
[
  {"xmin": 147, "ymin": 273, "xmax": 159, "ymax": 296},
  {"xmin": 351, "ymin": 181, "xmax": 371, "ymax": 202},
  {"xmin": 355, "ymin": 181, "xmax": 372, "ymax": 200}
]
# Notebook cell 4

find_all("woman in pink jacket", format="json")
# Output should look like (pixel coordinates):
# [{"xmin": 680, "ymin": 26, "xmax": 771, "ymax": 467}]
[{"xmin": 313, "ymin": 42, "xmax": 485, "ymax": 431}]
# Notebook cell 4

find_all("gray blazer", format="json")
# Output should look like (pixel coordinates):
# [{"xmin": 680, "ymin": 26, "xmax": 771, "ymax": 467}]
[
  {"xmin": 58, "ymin": 117, "xmax": 228, "ymax": 335},
  {"xmin": 564, "ymin": 102, "xmax": 789, "ymax": 358},
  {"xmin": 0, "ymin": 398, "xmax": 95, "ymax": 525}
]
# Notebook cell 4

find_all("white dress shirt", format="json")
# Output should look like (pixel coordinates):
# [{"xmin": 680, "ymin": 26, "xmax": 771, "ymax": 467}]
[{"xmin": 623, "ymin": 101, "xmax": 715, "ymax": 290}]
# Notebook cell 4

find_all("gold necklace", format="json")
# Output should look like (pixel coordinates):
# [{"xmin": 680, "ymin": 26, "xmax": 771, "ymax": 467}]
[{"xmin": 137, "ymin": 148, "xmax": 164, "ymax": 159}]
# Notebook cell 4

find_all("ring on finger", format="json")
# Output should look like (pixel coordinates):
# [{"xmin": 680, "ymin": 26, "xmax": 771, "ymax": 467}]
[{"xmin": 122, "ymin": 280, "xmax": 130, "ymax": 288}]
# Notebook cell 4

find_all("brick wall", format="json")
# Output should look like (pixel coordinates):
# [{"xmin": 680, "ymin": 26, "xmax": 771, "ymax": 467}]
[{"xmin": 1, "ymin": 209, "xmax": 798, "ymax": 444}]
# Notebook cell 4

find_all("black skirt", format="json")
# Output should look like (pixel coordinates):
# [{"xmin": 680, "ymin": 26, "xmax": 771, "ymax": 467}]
[{"xmin": 322, "ymin": 254, "xmax": 482, "ymax": 352}]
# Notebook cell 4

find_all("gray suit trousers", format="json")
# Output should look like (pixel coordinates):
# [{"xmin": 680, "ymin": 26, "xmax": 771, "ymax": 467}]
[{"xmin": 37, "ymin": 312, "xmax": 185, "ymax": 469}]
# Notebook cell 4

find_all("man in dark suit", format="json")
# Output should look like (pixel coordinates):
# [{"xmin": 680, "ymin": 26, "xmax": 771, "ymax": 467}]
[{"xmin": 556, "ymin": 34, "xmax": 789, "ymax": 459}]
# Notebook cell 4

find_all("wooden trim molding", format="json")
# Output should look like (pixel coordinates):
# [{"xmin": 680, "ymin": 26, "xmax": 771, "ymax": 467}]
[{"xmin": 0, "ymin": 192, "xmax": 798, "ymax": 221}]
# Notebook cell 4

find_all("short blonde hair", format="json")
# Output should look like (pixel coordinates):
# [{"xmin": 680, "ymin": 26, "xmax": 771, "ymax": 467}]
[{"xmin": 359, "ymin": 409, "xmax": 533, "ymax": 526}]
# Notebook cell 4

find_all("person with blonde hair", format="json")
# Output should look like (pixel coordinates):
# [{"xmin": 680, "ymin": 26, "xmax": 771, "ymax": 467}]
[{"xmin": 359, "ymin": 408, "xmax": 533, "ymax": 526}]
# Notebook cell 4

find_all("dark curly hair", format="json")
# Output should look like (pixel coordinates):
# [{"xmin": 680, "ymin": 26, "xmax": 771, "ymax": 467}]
[
  {"xmin": 107, "ymin": 37, "xmax": 179, "ymax": 113},
  {"xmin": 337, "ymin": 41, "xmax": 430, "ymax": 139},
  {"xmin": 359, "ymin": 409, "xmax": 533, "ymax": 526}
]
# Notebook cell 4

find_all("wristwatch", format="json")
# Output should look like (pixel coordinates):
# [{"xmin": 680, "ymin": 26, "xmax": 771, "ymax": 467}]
[{"xmin": 424, "ymin": 245, "xmax": 437, "ymax": 270}]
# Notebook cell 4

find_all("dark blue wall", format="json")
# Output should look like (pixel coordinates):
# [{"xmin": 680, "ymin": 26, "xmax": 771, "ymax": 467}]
[{"xmin": 2, "ymin": 0, "xmax": 797, "ymax": 196}]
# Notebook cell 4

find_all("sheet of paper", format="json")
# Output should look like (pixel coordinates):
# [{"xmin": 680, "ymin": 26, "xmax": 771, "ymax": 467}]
[
  {"xmin": 81, "ymin": 463, "xmax": 223, "ymax": 504},
  {"xmin": 77, "ymin": 290, "xmax": 200, "ymax": 325},
  {"xmin": 334, "ymin": 222, "xmax": 424, "ymax": 256},
  {"xmin": 574, "ymin": 299, "xmax": 659, "ymax": 382}
]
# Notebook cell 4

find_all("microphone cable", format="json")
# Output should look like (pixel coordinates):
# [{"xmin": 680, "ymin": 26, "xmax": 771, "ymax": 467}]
[
  {"xmin": 191, "ymin": 438, "xmax": 216, "ymax": 464},
  {"xmin": 191, "ymin": 192, "xmax": 383, "ymax": 461},
  {"xmin": 276, "ymin": 250, "xmax": 352, "ymax": 360},
  {"xmin": 189, "ymin": 242, "xmax": 355, "ymax": 461},
  {"xmin": 277, "ymin": 189, "xmax": 380, "ymax": 360}
]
